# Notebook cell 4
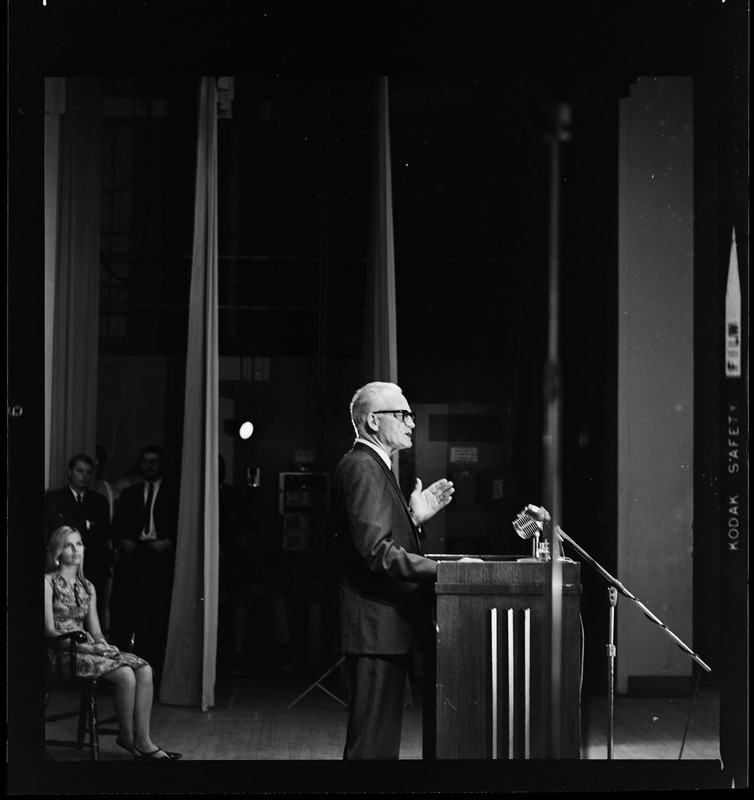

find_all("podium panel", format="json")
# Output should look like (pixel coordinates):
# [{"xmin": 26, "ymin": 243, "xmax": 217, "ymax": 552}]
[{"xmin": 425, "ymin": 556, "xmax": 582, "ymax": 759}]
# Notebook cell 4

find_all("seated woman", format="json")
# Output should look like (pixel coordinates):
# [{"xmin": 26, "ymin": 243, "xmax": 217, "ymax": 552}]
[{"xmin": 44, "ymin": 525, "xmax": 182, "ymax": 760}]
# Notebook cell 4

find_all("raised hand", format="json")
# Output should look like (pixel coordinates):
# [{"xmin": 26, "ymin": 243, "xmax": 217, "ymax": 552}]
[{"xmin": 409, "ymin": 478, "xmax": 455, "ymax": 523}]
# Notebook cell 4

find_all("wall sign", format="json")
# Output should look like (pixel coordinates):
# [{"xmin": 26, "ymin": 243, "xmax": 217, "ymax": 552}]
[{"xmin": 449, "ymin": 446, "xmax": 479, "ymax": 464}]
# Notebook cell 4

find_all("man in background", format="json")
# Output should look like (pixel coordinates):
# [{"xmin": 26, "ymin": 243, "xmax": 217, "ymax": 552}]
[
  {"xmin": 95, "ymin": 444, "xmax": 121, "ymax": 522},
  {"xmin": 218, "ymin": 454, "xmax": 292, "ymax": 674},
  {"xmin": 109, "ymin": 444, "xmax": 179, "ymax": 684}
]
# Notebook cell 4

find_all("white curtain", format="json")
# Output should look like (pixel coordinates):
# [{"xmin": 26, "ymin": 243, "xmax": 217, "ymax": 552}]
[
  {"xmin": 47, "ymin": 78, "xmax": 102, "ymax": 489},
  {"xmin": 160, "ymin": 77, "xmax": 220, "ymax": 710}
]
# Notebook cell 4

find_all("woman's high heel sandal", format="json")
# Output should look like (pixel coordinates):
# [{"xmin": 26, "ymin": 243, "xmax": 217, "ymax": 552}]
[{"xmin": 133, "ymin": 745, "xmax": 182, "ymax": 760}]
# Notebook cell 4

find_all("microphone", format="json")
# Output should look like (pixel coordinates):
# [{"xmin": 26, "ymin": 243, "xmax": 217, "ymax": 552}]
[
  {"xmin": 512, "ymin": 504, "xmax": 567, "ymax": 560},
  {"xmin": 512, "ymin": 508, "xmax": 542, "ymax": 540},
  {"xmin": 513, "ymin": 504, "xmax": 552, "ymax": 539}
]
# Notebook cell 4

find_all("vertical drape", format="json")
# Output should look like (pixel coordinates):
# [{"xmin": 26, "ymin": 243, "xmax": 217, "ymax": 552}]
[
  {"xmin": 160, "ymin": 77, "xmax": 220, "ymax": 710},
  {"xmin": 543, "ymin": 106, "xmax": 568, "ymax": 757},
  {"xmin": 44, "ymin": 78, "xmax": 66, "ymax": 490},
  {"xmin": 48, "ymin": 78, "xmax": 102, "ymax": 489},
  {"xmin": 363, "ymin": 77, "xmax": 398, "ymax": 386}
]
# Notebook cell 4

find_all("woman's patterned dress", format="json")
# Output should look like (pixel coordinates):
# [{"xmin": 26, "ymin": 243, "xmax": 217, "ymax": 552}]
[{"xmin": 46, "ymin": 572, "xmax": 150, "ymax": 679}]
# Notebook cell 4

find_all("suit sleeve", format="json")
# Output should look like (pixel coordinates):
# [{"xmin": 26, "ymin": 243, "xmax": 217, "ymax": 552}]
[
  {"xmin": 44, "ymin": 490, "xmax": 64, "ymax": 539},
  {"xmin": 111, "ymin": 486, "xmax": 138, "ymax": 542},
  {"xmin": 156, "ymin": 485, "xmax": 179, "ymax": 545},
  {"xmin": 338, "ymin": 456, "xmax": 437, "ymax": 583},
  {"xmin": 93, "ymin": 492, "xmax": 112, "ymax": 543}
]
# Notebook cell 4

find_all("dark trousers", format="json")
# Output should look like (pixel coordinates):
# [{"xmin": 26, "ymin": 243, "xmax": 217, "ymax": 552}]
[
  {"xmin": 343, "ymin": 653, "xmax": 411, "ymax": 760},
  {"xmin": 110, "ymin": 546, "xmax": 173, "ymax": 679}
]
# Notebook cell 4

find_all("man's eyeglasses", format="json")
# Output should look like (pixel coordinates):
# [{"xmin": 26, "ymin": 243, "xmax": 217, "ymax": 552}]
[{"xmin": 373, "ymin": 409, "xmax": 417, "ymax": 424}]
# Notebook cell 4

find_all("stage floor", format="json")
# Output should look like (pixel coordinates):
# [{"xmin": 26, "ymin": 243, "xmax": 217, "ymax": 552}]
[
  {"xmin": 43, "ymin": 657, "xmax": 720, "ymax": 762},
  {"xmin": 26, "ymin": 659, "xmax": 727, "ymax": 793}
]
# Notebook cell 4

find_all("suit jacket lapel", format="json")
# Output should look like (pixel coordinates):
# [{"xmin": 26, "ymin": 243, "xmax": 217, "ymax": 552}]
[{"xmin": 354, "ymin": 443, "xmax": 404, "ymax": 502}]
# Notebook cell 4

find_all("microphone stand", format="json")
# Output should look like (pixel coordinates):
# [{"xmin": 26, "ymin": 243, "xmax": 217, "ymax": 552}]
[
  {"xmin": 550, "ymin": 523, "xmax": 711, "ymax": 758},
  {"xmin": 554, "ymin": 524, "xmax": 711, "ymax": 672},
  {"xmin": 606, "ymin": 587, "xmax": 617, "ymax": 759}
]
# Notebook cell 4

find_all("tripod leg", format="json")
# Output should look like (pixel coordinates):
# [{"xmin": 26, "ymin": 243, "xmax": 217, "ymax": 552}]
[
  {"xmin": 287, "ymin": 657, "xmax": 345, "ymax": 709},
  {"xmin": 315, "ymin": 683, "xmax": 348, "ymax": 707}
]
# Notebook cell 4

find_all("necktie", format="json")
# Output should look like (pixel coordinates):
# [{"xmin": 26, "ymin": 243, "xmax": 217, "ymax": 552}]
[
  {"xmin": 143, "ymin": 482, "xmax": 154, "ymax": 535},
  {"xmin": 76, "ymin": 494, "xmax": 83, "ymax": 504}
]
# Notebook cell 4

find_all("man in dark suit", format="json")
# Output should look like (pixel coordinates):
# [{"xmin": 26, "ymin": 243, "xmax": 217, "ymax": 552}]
[
  {"xmin": 109, "ymin": 444, "xmax": 179, "ymax": 680},
  {"xmin": 217, "ymin": 454, "xmax": 292, "ymax": 672},
  {"xmin": 44, "ymin": 453, "xmax": 113, "ymax": 624},
  {"xmin": 332, "ymin": 381, "xmax": 454, "ymax": 759}
]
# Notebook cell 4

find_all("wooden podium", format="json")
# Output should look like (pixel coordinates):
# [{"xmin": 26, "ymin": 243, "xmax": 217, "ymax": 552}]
[{"xmin": 423, "ymin": 556, "xmax": 582, "ymax": 759}]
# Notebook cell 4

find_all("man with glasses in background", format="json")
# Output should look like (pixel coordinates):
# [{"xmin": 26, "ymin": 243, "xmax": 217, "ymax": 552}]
[
  {"xmin": 331, "ymin": 381, "xmax": 454, "ymax": 759},
  {"xmin": 109, "ymin": 445, "xmax": 179, "ymax": 687}
]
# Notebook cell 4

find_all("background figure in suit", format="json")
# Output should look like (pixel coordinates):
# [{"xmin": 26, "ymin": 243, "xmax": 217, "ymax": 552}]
[
  {"xmin": 218, "ymin": 455, "xmax": 291, "ymax": 673},
  {"xmin": 331, "ymin": 381, "xmax": 454, "ymax": 759},
  {"xmin": 95, "ymin": 444, "xmax": 121, "ymax": 522},
  {"xmin": 217, "ymin": 453, "xmax": 254, "ymax": 662},
  {"xmin": 109, "ymin": 445, "xmax": 179, "ymax": 685},
  {"xmin": 44, "ymin": 453, "xmax": 113, "ymax": 626}
]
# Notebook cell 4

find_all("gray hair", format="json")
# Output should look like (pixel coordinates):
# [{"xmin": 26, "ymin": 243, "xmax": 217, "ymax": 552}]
[{"xmin": 350, "ymin": 381, "xmax": 402, "ymax": 436}]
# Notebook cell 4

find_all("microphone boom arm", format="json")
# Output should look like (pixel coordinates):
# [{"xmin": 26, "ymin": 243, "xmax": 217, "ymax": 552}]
[{"xmin": 554, "ymin": 525, "xmax": 711, "ymax": 673}]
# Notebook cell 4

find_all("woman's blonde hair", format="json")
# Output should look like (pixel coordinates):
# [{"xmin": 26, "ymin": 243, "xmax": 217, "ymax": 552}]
[{"xmin": 45, "ymin": 525, "xmax": 89, "ymax": 589}]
